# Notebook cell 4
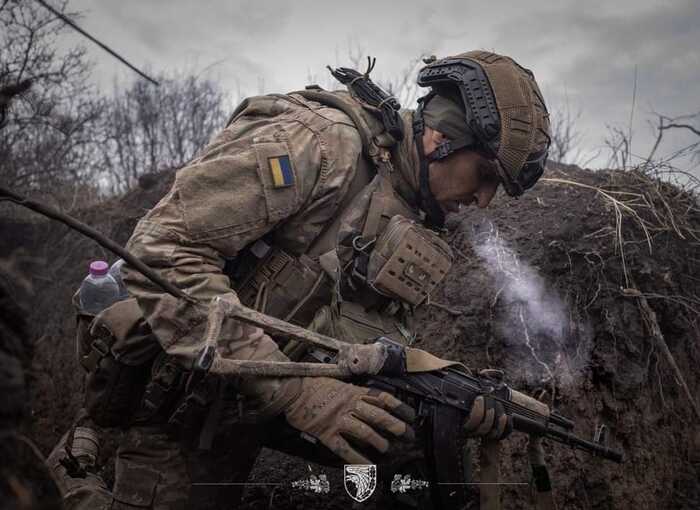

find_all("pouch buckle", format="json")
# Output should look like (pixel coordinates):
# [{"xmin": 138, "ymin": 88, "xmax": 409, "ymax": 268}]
[
  {"xmin": 91, "ymin": 338, "xmax": 110, "ymax": 357},
  {"xmin": 352, "ymin": 235, "xmax": 376, "ymax": 253},
  {"xmin": 80, "ymin": 338, "xmax": 111, "ymax": 372}
]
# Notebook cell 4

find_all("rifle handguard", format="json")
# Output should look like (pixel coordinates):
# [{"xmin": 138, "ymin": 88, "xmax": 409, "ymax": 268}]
[{"xmin": 509, "ymin": 389, "xmax": 550, "ymax": 419}]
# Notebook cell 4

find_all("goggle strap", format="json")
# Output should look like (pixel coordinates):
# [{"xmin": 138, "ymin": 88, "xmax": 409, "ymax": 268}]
[
  {"xmin": 424, "ymin": 136, "xmax": 474, "ymax": 162},
  {"xmin": 412, "ymin": 110, "xmax": 446, "ymax": 229}
]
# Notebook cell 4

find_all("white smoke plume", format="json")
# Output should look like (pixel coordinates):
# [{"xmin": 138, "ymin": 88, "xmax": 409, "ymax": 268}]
[{"xmin": 470, "ymin": 222, "xmax": 589, "ymax": 391}]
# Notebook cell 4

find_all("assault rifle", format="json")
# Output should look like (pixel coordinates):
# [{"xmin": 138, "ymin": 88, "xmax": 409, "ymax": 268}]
[
  {"xmin": 201, "ymin": 298, "xmax": 624, "ymax": 509},
  {"xmin": 361, "ymin": 338, "xmax": 621, "ymax": 508}
]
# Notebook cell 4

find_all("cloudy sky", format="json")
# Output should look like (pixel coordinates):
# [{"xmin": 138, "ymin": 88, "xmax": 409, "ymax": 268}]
[{"xmin": 62, "ymin": 0, "xmax": 700, "ymax": 178}]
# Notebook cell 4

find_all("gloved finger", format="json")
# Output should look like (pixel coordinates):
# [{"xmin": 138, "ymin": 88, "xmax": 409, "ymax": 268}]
[
  {"xmin": 325, "ymin": 435, "xmax": 372, "ymax": 465},
  {"xmin": 475, "ymin": 398, "xmax": 496, "ymax": 436},
  {"xmin": 341, "ymin": 415, "xmax": 390, "ymax": 454},
  {"xmin": 464, "ymin": 396, "xmax": 486, "ymax": 432},
  {"xmin": 354, "ymin": 400, "xmax": 415, "ymax": 441},
  {"xmin": 363, "ymin": 389, "xmax": 416, "ymax": 423},
  {"xmin": 488, "ymin": 401, "xmax": 509, "ymax": 439}
]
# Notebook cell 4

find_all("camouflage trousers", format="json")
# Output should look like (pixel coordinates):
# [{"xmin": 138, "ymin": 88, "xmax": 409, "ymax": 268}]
[
  {"xmin": 113, "ymin": 422, "xmax": 275, "ymax": 510},
  {"xmin": 47, "ymin": 431, "xmax": 112, "ymax": 510},
  {"xmin": 48, "ymin": 421, "xmax": 275, "ymax": 510}
]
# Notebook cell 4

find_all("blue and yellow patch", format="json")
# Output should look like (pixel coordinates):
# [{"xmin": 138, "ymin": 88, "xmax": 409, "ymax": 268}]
[{"xmin": 268, "ymin": 155, "xmax": 294, "ymax": 188}]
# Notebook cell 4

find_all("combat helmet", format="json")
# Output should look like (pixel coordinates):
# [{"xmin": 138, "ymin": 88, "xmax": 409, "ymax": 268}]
[{"xmin": 413, "ymin": 51, "xmax": 551, "ymax": 226}]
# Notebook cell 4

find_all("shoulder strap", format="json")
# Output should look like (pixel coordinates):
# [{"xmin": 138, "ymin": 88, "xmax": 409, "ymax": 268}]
[
  {"xmin": 293, "ymin": 88, "xmax": 412, "ymax": 254},
  {"xmin": 306, "ymin": 156, "xmax": 374, "ymax": 259},
  {"xmin": 292, "ymin": 89, "xmax": 397, "ymax": 181}
]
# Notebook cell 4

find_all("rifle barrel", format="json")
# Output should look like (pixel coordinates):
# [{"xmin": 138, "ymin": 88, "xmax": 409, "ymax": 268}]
[{"xmin": 512, "ymin": 415, "xmax": 623, "ymax": 463}]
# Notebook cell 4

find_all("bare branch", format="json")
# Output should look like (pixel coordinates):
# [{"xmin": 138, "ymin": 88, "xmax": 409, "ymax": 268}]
[
  {"xmin": 662, "ymin": 122, "xmax": 700, "ymax": 137},
  {"xmin": 643, "ymin": 112, "xmax": 700, "ymax": 170},
  {"xmin": 99, "ymin": 70, "xmax": 227, "ymax": 194},
  {"xmin": 33, "ymin": 0, "xmax": 158, "ymax": 85},
  {"xmin": 549, "ymin": 98, "xmax": 584, "ymax": 165}
]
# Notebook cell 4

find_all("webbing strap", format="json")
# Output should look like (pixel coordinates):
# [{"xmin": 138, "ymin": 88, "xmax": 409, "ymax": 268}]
[
  {"xmin": 292, "ymin": 89, "xmax": 400, "ymax": 186},
  {"xmin": 294, "ymin": 90, "xmax": 379, "ymax": 160},
  {"xmin": 306, "ymin": 156, "xmax": 374, "ymax": 259},
  {"xmin": 361, "ymin": 188, "xmax": 387, "ymax": 241}
]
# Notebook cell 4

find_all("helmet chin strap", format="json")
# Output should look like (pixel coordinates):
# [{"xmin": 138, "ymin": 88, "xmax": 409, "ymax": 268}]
[{"xmin": 413, "ymin": 106, "xmax": 446, "ymax": 230}]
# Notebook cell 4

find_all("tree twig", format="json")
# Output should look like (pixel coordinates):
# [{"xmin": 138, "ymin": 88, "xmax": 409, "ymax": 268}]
[
  {"xmin": 32, "ymin": 0, "xmax": 159, "ymax": 86},
  {"xmin": 0, "ymin": 186, "xmax": 193, "ymax": 303}
]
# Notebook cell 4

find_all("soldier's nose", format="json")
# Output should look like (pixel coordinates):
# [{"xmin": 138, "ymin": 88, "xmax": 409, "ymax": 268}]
[{"xmin": 475, "ymin": 180, "xmax": 499, "ymax": 208}]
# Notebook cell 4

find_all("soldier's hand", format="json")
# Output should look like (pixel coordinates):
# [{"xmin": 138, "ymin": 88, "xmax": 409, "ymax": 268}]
[
  {"xmin": 463, "ymin": 395, "xmax": 513, "ymax": 440},
  {"xmin": 283, "ymin": 377, "xmax": 416, "ymax": 464}
]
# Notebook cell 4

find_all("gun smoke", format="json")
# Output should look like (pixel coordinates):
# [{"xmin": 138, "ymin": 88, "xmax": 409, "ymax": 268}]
[{"xmin": 470, "ymin": 223, "xmax": 590, "ymax": 391}]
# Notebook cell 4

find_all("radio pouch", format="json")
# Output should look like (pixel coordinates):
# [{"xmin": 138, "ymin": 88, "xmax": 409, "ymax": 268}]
[{"xmin": 366, "ymin": 215, "xmax": 453, "ymax": 306}]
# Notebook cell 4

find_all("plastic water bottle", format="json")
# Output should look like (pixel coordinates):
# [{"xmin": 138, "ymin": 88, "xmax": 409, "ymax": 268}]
[
  {"xmin": 79, "ymin": 260, "xmax": 120, "ymax": 315},
  {"xmin": 108, "ymin": 259, "xmax": 129, "ymax": 301}
]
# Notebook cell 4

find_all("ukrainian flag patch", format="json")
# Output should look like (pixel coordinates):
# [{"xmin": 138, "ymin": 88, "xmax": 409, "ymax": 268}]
[{"xmin": 268, "ymin": 155, "xmax": 294, "ymax": 188}]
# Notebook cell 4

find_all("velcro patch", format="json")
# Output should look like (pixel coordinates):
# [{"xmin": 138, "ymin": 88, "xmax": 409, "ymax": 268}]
[
  {"xmin": 268, "ymin": 155, "xmax": 294, "ymax": 188},
  {"xmin": 254, "ymin": 141, "xmax": 298, "ymax": 223}
]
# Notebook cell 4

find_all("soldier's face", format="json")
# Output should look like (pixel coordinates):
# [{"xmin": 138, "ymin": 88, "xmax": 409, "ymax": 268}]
[
  {"xmin": 429, "ymin": 151, "xmax": 500, "ymax": 212},
  {"xmin": 424, "ymin": 129, "xmax": 501, "ymax": 213}
]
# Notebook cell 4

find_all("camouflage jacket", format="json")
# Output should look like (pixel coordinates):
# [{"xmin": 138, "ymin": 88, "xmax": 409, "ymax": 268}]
[{"xmin": 121, "ymin": 91, "xmax": 421, "ymax": 369}]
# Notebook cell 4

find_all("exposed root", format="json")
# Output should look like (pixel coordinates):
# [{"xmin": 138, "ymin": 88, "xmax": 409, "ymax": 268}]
[
  {"xmin": 631, "ymin": 275, "xmax": 700, "ymax": 421},
  {"xmin": 621, "ymin": 288, "xmax": 700, "ymax": 316}
]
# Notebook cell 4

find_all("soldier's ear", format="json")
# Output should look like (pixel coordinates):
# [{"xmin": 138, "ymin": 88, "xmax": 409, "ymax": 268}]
[
  {"xmin": 430, "ymin": 128, "xmax": 448, "ymax": 145},
  {"xmin": 422, "ymin": 126, "xmax": 448, "ymax": 154}
]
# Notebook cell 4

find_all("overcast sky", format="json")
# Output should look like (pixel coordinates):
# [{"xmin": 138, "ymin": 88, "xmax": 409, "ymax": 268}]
[{"xmin": 62, "ymin": 0, "xmax": 700, "ymax": 179}]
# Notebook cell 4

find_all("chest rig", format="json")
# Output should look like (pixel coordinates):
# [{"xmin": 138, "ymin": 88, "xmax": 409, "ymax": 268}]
[{"xmin": 229, "ymin": 86, "xmax": 453, "ymax": 353}]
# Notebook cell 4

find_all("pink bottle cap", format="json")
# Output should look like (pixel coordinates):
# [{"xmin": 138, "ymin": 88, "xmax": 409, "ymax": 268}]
[{"xmin": 89, "ymin": 260, "xmax": 109, "ymax": 276}]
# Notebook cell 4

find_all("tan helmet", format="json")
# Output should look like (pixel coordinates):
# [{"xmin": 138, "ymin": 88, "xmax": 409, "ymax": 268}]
[{"xmin": 415, "ymin": 50, "xmax": 551, "ymax": 198}]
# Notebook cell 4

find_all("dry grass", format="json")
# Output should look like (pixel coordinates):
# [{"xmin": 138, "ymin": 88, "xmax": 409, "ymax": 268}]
[{"xmin": 541, "ymin": 169, "xmax": 700, "ymax": 288}]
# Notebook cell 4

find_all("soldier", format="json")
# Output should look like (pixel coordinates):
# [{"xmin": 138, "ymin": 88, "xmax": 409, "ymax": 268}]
[{"xmin": 55, "ymin": 50, "xmax": 550, "ymax": 509}]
